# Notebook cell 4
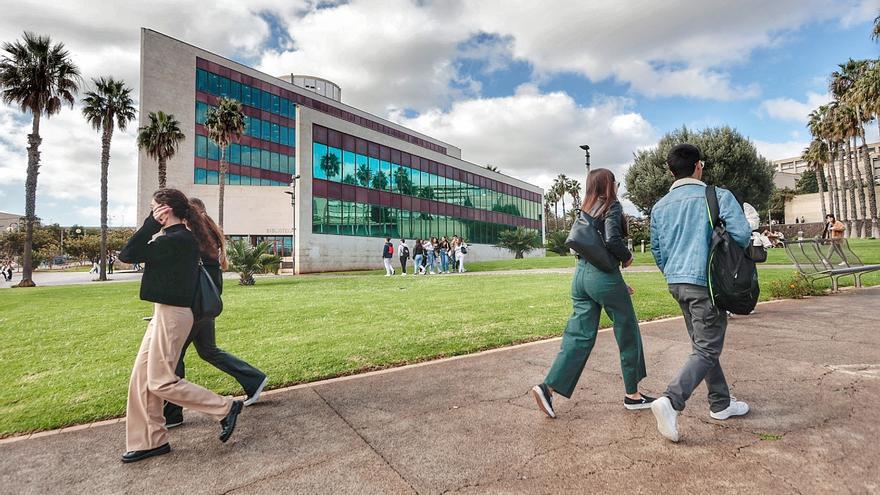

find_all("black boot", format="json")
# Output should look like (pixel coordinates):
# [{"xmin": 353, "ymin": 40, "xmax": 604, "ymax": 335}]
[{"xmin": 219, "ymin": 400, "xmax": 243, "ymax": 443}]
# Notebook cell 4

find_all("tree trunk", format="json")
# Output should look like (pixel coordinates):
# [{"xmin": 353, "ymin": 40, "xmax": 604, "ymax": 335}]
[
  {"xmin": 515, "ymin": 250, "xmax": 524, "ymax": 259},
  {"xmin": 99, "ymin": 123, "xmax": 114, "ymax": 281},
  {"xmin": 859, "ymin": 129, "xmax": 879, "ymax": 238},
  {"xmin": 827, "ymin": 149, "xmax": 840, "ymax": 220},
  {"xmin": 218, "ymin": 145, "xmax": 227, "ymax": 229},
  {"xmin": 561, "ymin": 197, "xmax": 567, "ymax": 230},
  {"xmin": 816, "ymin": 163, "xmax": 828, "ymax": 220},
  {"xmin": 553, "ymin": 202, "xmax": 559, "ymax": 232},
  {"xmin": 844, "ymin": 139, "xmax": 859, "ymax": 237},
  {"xmin": 158, "ymin": 155, "xmax": 167, "ymax": 189},
  {"xmin": 849, "ymin": 137, "xmax": 867, "ymax": 238},
  {"xmin": 17, "ymin": 113, "xmax": 42, "ymax": 287},
  {"xmin": 837, "ymin": 145, "xmax": 849, "ymax": 236}
]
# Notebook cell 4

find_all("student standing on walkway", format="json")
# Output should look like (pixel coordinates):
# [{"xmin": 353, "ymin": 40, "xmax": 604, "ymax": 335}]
[
  {"xmin": 382, "ymin": 237, "xmax": 395, "ymax": 276},
  {"xmin": 398, "ymin": 239, "xmax": 410, "ymax": 276},
  {"xmin": 649, "ymin": 144, "xmax": 752, "ymax": 443},
  {"xmin": 163, "ymin": 198, "xmax": 268, "ymax": 429},
  {"xmin": 532, "ymin": 168, "xmax": 653, "ymax": 418},
  {"xmin": 118, "ymin": 189, "xmax": 243, "ymax": 463}
]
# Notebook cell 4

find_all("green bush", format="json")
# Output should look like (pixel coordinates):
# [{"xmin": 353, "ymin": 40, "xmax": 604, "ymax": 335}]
[
  {"xmin": 545, "ymin": 229, "xmax": 570, "ymax": 256},
  {"xmin": 767, "ymin": 274, "xmax": 821, "ymax": 299}
]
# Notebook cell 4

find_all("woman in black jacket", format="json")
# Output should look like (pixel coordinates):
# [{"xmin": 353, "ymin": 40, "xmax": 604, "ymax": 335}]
[
  {"xmin": 531, "ymin": 168, "xmax": 652, "ymax": 419},
  {"xmin": 118, "ymin": 189, "xmax": 243, "ymax": 463},
  {"xmin": 163, "ymin": 198, "xmax": 268, "ymax": 428}
]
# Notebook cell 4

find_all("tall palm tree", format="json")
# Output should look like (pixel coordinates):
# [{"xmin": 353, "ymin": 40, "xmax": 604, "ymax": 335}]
[
  {"xmin": 204, "ymin": 97, "xmax": 245, "ymax": 228},
  {"xmin": 873, "ymin": 13, "xmax": 880, "ymax": 41},
  {"xmin": 553, "ymin": 174, "xmax": 570, "ymax": 229},
  {"xmin": 82, "ymin": 77, "xmax": 136, "ymax": 280},
  {"xmin": 847, "ymin": 60, "xmax": 880, "ymax": 237},
  {"xmin": 137, "ymin": 111, "xmax": 184, "ymax": 189},
  {"xmin": 826, "ymin": 102, "xmax": 851, "ymax": 234},
  {"xmin": 808, "ymin": 107, "xmax": 838, "ymax": 219},
  {"xmin": 0, "ymin": 32, "xmax": 80, "ymax": 287},
  {"xmin": 543, "ymin": 191, "xmax": 553, "ymax": 231},
  {"xmin": 567, "ymin": 178, "xmax": 582, "ymax": 213},
  {"xmin": 802, "ymin": 140, "xmax": 829, "ymax": 219},
  {"xmin": 831, "ymin": 61, "xmax": 869, "ymax": 236}
]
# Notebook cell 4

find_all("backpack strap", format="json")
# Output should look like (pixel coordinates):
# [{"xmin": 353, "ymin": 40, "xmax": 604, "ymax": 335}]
[{"xmin": 705, "ymin": 185, "xmax": 721, "ymax": 229}]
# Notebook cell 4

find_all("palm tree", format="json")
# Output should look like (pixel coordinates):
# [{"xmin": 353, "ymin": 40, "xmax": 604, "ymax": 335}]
[
  {"xmin": 831, "ymin": 61, "xmax": 869, "ymax": 237},
  {"xmin": 543, "ymin": 191, "xmax": 554, "ymax": 231},
  {"xmin": 82, "ymin": 77, "xmax": 136, "ymax": 280},
  {"xmin": 873, "ymin": 13, "xmax": 880, "ymax": 41},
  {"xmin": 847, "ymin": 59, "xmax": 880, "ymax": 237},
  {"xmin": 567, "ymin": 178, "xmax": 582, "ymax": 212},
  {"xmin": 808, "ymin": 107, "xmax": 838, "ymax": 219},
  {"xmin": 825, "ymin": 102, "xmax": 851, "ymax": 234},
  {"xmin": 0, "ymin": 32, "xmax": 80, "ymax": 287},
  {"xmin": 226, "ymin": 239, "xmax": 272, "ymax": 285},
  {"xmin": 204, "ymin": 97, "xmax": 245, "ymax": 228},
  {"xmin": 495, "ymin": 226, "xmax": 540, "ymax": 259},
  {"xmin": 802, "ymin": 140, "xmax": 828, "ymax": 219},
  {"xmin": 553, "ymin": 174, "xmax": 570, "ymax": 229},
  {"xmin": 137, "ymin": 111, "xmax": 184, "ymax": 189}
]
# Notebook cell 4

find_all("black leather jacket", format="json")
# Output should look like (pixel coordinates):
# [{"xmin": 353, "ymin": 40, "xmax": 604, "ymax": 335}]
[{"xmin": 595, "ymin": 201, "xmax": 632, "ymax": 264}]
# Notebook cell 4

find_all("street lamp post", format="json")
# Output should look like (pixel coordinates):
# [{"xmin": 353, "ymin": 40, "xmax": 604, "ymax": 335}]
[
  {"xmin": 579, "ymin": 144, "xmax": 591, "ymax": 176},
  {"xmin": 284, "ymin": 174, "xmax": 301, "ymax": 273}
]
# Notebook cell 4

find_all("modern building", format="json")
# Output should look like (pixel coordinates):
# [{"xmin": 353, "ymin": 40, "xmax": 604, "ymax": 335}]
[
  {"xmin": 771, "ymin": 141, "xmax": 880, "ymax": 188},
  {"xmin": 137, "ymin": 29, "xmax": 544, "ymax": 273},
  {"xmin": 0, "ymin": 211, "xmax": 22, "ymax": 232}
]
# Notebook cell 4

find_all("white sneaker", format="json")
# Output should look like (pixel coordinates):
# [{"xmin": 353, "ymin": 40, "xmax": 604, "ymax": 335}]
[
  {"xmin": 244, "ymin": 376, "xmax": 269, "ymax": 406},
  {"xmin": 651, "ymin": 396, "xmax": 680, "ymax": 442},
  {"xmin": 402, "ymin": 272, "xmax": 407, "ymax": 276},
  {"xmin": 710, "ymin": 397, "xmax": 750, "ymax": 420}
]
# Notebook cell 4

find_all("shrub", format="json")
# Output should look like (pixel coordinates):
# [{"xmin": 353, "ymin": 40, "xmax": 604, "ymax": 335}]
[
  {"xmin": 767, "ymin": 274, "xmax": 821, "ymax": 299},
  {"xmin": 545, "ymin": 230, "xmax": 570, "ymax": 256}
]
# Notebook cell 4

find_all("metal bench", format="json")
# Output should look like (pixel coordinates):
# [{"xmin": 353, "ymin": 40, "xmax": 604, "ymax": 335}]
[{"xmin": 784, "ymin": 238, "xmax": 880, "ymax": 291}]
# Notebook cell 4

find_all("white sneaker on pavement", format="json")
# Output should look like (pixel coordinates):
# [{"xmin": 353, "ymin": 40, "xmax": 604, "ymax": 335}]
[
  {"xmin": 709, "ymin": 397, "xmax": 750, "ymax": 420},
  {"xmin": 651, "ymin": 396, "xmax": 680, "ymax": 442}
]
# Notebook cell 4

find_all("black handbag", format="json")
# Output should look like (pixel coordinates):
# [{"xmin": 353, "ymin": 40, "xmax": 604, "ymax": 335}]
[
  {"xmin": 192, "ymin": 262, "xmax": 222, "ymax": 321},
  {"xmin": 564, "ymin": 210, "xmax": 617, "ymax": 272},
  {"xmin": 746, "ymin": 242, "xmax": 768, "ymax": 263}
]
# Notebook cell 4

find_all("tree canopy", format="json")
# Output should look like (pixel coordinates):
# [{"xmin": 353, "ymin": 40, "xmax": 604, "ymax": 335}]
[{"xmin": 624, "ymin": 126, "xmax": 775, "ymax": 215}]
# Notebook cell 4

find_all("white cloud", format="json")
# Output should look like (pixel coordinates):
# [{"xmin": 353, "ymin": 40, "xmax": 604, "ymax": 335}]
[
  {"xmin": 759, "ymin": 92, "xmax": 831, "ymax": 122},
  {"xmin": 753, "ymin": 139, "xmax": 809, "ymax": 161},
  {"xmin": 391, "ymin": 86, "xmax": 657, "ymax": 194}
]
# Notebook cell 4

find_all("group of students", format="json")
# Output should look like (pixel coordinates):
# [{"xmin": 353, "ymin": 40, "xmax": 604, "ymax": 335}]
[
  {"xmin": 382, "ymin": 236, "xmax": 468, "ymax": 276},
  {"xmin": 89, "ymin": 252, "xmax": 117, "ymax": 274},
  {"xmin": 119, "ymin": 142, "xmax": 755, "ymax": 464},
  {"xmin": 117, "ymin": 189, "xmax": 267, "ymax": 463},
  {"xmin": 532, "ymin": 143, "xmax": 753, "ymax": 443}
]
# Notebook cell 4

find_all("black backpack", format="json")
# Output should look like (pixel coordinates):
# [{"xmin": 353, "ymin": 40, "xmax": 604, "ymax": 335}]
[
  {"xmin": 705, "ymin": 186, "xmax": 759, "ymax": 315},
  {"xmin": 401, "ymin": 245, "xmax": 410, "ymax": 258}
]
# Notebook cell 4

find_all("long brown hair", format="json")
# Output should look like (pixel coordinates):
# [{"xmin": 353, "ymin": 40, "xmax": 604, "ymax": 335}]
[
  {"xmin": 580, "ymin": 168, "xmax": 619, "ymax": 219},
  {"xmin": 189, "ymin": 197, "xmax": 228, "ymax": 270},
  {"xmin": 152, "ymin": 189, "xmax": 219, "ymax": 263}
]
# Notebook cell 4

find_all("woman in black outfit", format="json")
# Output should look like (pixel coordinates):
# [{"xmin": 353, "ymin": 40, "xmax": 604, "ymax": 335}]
[
  {"xmin": 163, "ymin": 198, "xmax": 268, "ymax": 428},
  {"xmin": 118, "ymin": 189, "xmax": 243, "ymax": 463}
]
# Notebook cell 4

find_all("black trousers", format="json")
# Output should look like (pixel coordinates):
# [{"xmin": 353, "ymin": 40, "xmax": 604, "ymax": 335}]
[
  {"xmin": 400, "ymin": 257, "xmax": 408, "ymax": 272},
  {"xmin": 164, "ymin": 317, "xmax": 266, "ymax": 419}
]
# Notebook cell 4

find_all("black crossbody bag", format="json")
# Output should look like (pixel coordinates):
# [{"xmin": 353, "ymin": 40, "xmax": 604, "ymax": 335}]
[{"xmin": 192, "ymin": 261, "xmax": 223, "ymax": 321}]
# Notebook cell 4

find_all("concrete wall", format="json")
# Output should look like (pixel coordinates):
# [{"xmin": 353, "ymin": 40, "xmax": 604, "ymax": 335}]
[{"xmin": 785, "ymin": 186, "xmax": 880, "ymax": 224}]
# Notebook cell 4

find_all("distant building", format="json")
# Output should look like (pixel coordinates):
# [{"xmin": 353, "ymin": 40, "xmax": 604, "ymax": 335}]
[
  {"xmin": 771, "ymin": 141, "xmax": 880, "ymax": 189},
  {"xmin": 137, "ymin": 29, "xmax": 544, "ymax": 273},
  {"xmin": 0, "ymin": 211, "xmax": 22, "ymax": 232}
]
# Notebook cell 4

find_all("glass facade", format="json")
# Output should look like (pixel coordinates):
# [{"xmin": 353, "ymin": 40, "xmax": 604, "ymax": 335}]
[
  {"xmin": 194, "ymin": 68, "xmax": 296, "ymax": 186},
  {"xmin": 311, "ymin": 130, "xmax": 541, "ymax": 221},
  {"xmin": 312, "ymin": 199, "xmax": 520, "ymax": 245}
]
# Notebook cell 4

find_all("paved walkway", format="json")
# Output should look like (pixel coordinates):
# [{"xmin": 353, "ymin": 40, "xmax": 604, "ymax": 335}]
[{"xmin": 1, "ymin": 287, "xmax": 878, "ymax": 494}]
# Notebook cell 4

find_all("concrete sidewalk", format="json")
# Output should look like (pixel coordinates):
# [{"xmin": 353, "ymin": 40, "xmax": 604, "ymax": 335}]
[{"xmin": 1, "ymin": 288, "xmax": 878, "ymax": 494}]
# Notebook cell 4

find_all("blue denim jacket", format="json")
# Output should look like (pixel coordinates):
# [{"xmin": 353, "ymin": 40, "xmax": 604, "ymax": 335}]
[{"xmin": 650, "ymin": 178, "xmax": 751, "ymax": 286}]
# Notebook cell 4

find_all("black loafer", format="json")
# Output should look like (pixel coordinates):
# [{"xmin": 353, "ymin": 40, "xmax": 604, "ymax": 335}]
[
  {"xmin": 219, "ymin": 400, "xmax": 243, "ymax": 443},
  {"xmin": 121, "ymin": 443, "xmax": 171, "ymax": 463}
]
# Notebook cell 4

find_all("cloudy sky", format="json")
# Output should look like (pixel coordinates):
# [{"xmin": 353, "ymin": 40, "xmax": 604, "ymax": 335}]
[{"xmin": 0, "ymin": 0, "xmax": 878, "ymax": 226}]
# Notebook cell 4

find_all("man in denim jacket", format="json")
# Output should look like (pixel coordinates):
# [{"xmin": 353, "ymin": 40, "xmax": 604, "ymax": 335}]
[{"xmin": 649, "ymin": 143, "xmax": 752, "ymax": 443}]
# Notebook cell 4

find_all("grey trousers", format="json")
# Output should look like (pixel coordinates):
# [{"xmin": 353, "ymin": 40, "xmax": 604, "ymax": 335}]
[
  {"xmin": 164, "ymin": 317, "xmax": 266, "ymax": 419},
  {"xmin": 663, "ymin": 284, "xmax": 731, "ymax": 413}
]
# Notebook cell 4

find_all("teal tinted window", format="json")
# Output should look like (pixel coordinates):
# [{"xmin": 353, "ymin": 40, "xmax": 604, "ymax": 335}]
[
  {"xmin": 280, "ymin": 125, "xmax": 289, "ymax": 146},
  {"xmin": 326, "ymin": 147, "xmax": 342, "ymax": 182},
  {"xmin": 230, "ymin": 144, "xmax": 240, "ymax": 164},
  {"xmin": 261, "ymin": 91, "xmax": 271, "ymax": 111},
  {"xmin": 242, "ymin": 85, "xmax": 252, "ymax": 106},
  {"xmin": 195, "ymin": 102, "xmax": 208, "ymax": 125},
  {"xmin": 271, "ymin": 94, "xmax": 280, "ymax": 114},
  {"xmin": 219, "ymin": 76, "xmax": 229, "ymax": 97},
  {"xmin": 231, "ymin": 81, "xmax": 241, "ymax": 101},
  {"xmin": 281, "ymin": 98, "xmax": 289, "ymax": 118},
  {"xmin": 271, "ymin": 123, "xmax": 280, "ymax": 143},
  {"xmin": 380, "ymin": 160, "xmax": 392, "ymax": 191},
  {"xmin": 195, "ymin": 168, "xmax": 207, "ymax": 183},
  {"xmin": 368, "ymin": 157, "xmax": 380, "ymax": 186},
  {"xmin": 207, "ymin": 139, "xmax": 219, "ymax": 160},
  {"xmin": 241, "ymin": 145, "xmax": 250, "ymax": 167},
  {"xmin": 261, "ymin": 149, "xmax": 270, "ymax": 170},
  {"xmin": 342, "ymin": 151, "xmax": 356, "ymax": 184},
  {"xmin": 196, "ymin": 69, "xmax": 208, "ymax": 92},
  {"xmin": 271, "ymin": 152, "xmax": 280, "ymax": 172},
  {"xmin": 355, "ymin": 154, "xmax": 370, "ymax": 187},
  {"xmin": 261, "ymin": 120, "xmax": 271, "ymax": 141},
  {"xmin": 195, "ymin": 135, "xmax": 208, "ymax": 158},
  {"xmin": 313, "ymin": 143, "xmax": 328, "ymax": 180},
  {"xmin": 207, "ymin": 170, "xmax": 219, "ymax": 185}
]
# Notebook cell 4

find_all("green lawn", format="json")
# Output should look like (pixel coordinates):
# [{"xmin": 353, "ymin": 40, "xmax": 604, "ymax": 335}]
[{"xmin": 1, "ymin": 264, "xmax": 878, "ymax": 437}]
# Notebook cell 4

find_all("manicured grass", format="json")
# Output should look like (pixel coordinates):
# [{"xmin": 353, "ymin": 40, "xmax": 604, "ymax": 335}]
[{"xmin": 1, "ymin": 266, "xmax": 878, "ymax": 436}]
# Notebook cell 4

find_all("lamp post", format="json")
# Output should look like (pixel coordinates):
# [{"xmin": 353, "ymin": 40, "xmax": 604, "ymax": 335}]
[
  {"xmin": 579, "ymin": 144, "xmax": 591, "ymax": 176},
  {"xmin": 284, "ymin": 174, "xmax": 301, "ymax": 273}
]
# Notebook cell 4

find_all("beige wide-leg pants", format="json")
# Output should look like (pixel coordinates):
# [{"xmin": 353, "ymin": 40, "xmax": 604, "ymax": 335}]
[{"xmin": 126, "ymin": 303, "xmax": 232, "ymax": 451}]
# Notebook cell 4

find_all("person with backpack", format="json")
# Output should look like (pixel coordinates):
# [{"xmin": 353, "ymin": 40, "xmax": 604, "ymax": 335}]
[
  {"xmin": 382, "ymin": 237, "xmax": 395, "ymax": 276},
  {"xmin": 454, "ymin": 238, "xmax": 468, "ymax": 273},
  {"xmin": 398, "ymin": 239, "xmax": 410, "ymax": 276},
  {"xmin": 648, "ymin": 144, "xmax": 751, "ymax": 443}
]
